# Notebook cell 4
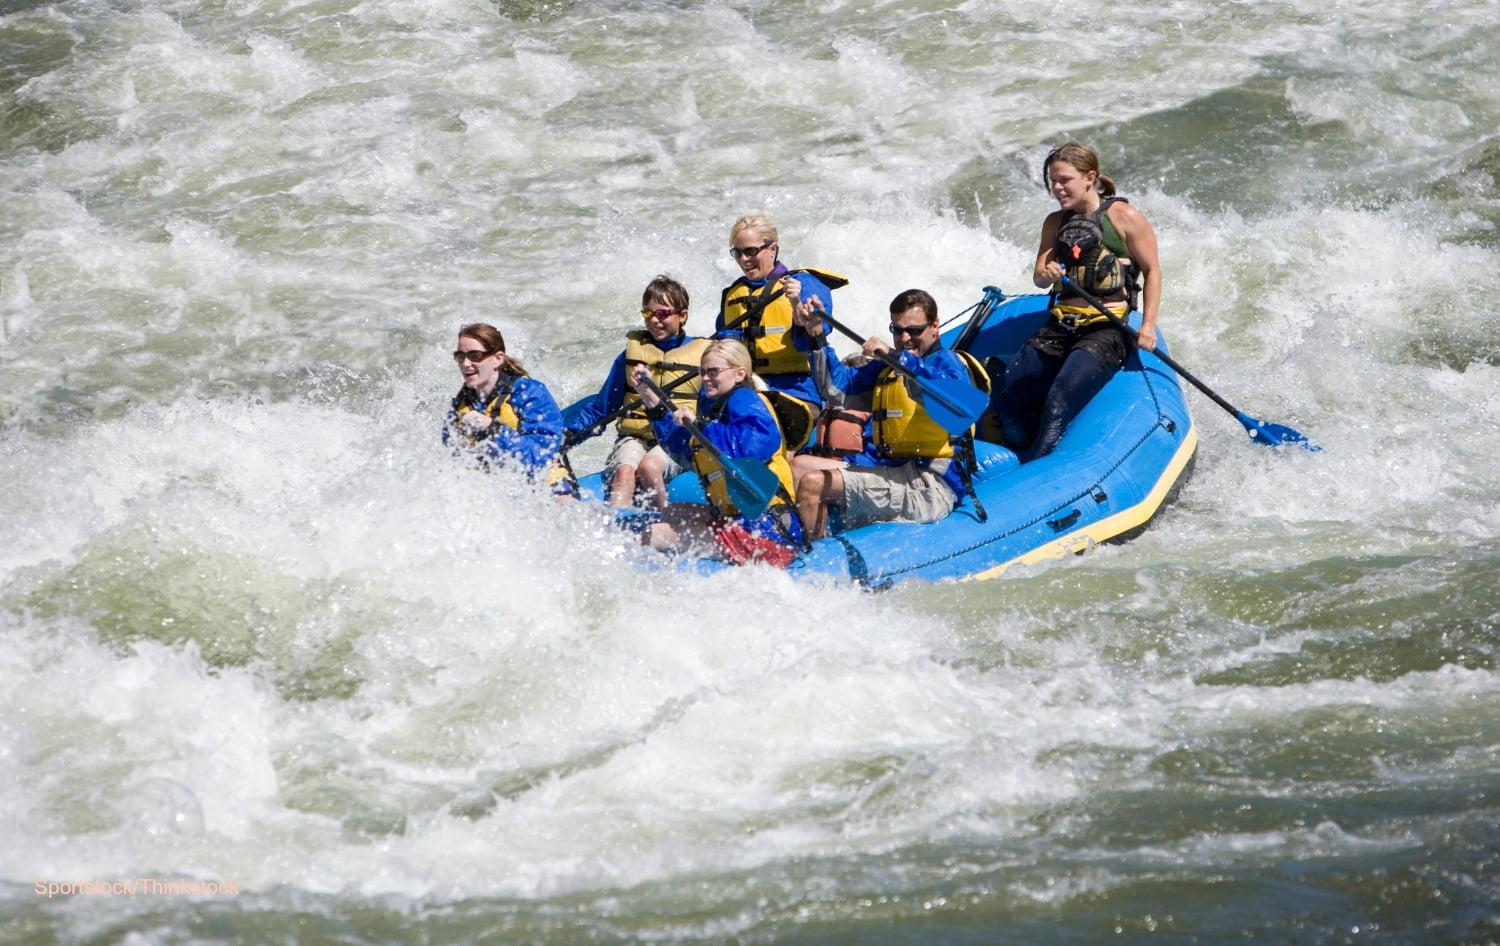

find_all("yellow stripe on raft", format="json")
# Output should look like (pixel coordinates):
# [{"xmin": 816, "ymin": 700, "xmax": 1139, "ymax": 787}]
[{"xmin": 961, "ymin": 420, "xmax": 1199, "ymax": 583}]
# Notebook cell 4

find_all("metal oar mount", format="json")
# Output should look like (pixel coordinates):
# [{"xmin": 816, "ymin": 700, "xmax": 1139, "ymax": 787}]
[
  {"xmin": 814, "ymin": 311, "xmax": 989, "ymax": 436},
  {"xmin": 1059, "ymin": 275, "xmax": 1320, "ymax": 451},
  {"xmin": 636, "ymin": 376, "xmax": 782, "ymax": 520},
  {"xmin": 950, "ymin": 285, "xmax": 1007, "ymax": 353}
]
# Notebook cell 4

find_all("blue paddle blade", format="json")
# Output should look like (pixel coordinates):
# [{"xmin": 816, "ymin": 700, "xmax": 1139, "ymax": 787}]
[
  {"xmin": 918, "ymin": 377, "xmax": 990, "ymax": 436},
  {"xmin": 1237, "ymin": 412, "xmax": 1321, "ymax": 452},
  {"xmin": 612, "ymin": 507, "xmax": 662, "ymax": 534},
  {"xmin": 722, "ymin": 457, "xmax": 784, "ymax": 520}
]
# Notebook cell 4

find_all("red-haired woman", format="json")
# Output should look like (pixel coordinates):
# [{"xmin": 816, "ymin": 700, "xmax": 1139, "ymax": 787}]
[{"xmin": 444, "ymin": 322, "xmax": 573, "ymax": 494}]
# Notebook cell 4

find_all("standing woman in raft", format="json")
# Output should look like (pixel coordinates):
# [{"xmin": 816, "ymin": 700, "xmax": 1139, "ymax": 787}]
[
  {"xmin": 444, "ymin": 322, "xmax": 576, "ymax": 496},
  {"xmin": 992, "ymin": 142, "xmax": 1163, "ymax": 461}
]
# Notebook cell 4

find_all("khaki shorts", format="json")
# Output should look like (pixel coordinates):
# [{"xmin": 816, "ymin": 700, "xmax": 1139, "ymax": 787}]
[
  {"xmin": 839, "ymin": 461, "xmax": 956, "ymax": 529},
  {"xmin": 606, "ymin": 435, "xmax": 683, "ymax": 482}
]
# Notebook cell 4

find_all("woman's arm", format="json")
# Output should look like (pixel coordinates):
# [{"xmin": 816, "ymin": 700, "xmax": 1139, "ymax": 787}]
[
  {"xmin": 1034, "ymin": 211, "xmax": 1065, "ymax": 289},
  {"xmin": 483, "ymin": 377, "xmax": 565, "ymax": 471},
  {"xmin": 1110, "ymin": 201, "xmax": 1162, "ymax": 350}
]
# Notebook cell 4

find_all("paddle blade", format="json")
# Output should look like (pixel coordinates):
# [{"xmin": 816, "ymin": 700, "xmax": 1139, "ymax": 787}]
[
  {"xmin": 1236, "ymin": 412, "xmax": 1321, "ymax": 452},
  {"xmin": 722, "ymin": 457, "xmax": 784, "ymax": 520},
  {"xmin": 612, "ymin": 507, "xmax": 662, "ymax": 534},
  {"xmin": 917, "ymin": 377, "xmax": 990, "ymax": 436}
]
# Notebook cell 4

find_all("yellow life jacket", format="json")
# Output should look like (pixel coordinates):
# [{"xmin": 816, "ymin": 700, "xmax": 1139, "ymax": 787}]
[
  {"xmin": 618, "ymin": 331, "xmax": 711, "ymax": 439},
  {"xmin": 692, "ymin": 391, "xmax": 798, "ymax": 519},
  {"xmin": 453, "ymin": 380, "xmax": 570, "ymax": 489},
  {"xmin": 719, "ymin": 267, "xmax": 849, "ymax": 376},
  {"xmin": 871, "ymin": 349, "xmax": 990, "ymax": 461}
]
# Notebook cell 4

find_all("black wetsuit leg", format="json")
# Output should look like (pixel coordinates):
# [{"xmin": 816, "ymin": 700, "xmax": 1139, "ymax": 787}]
[
  {"xmin": 993, "ymin": 342, "xmax": 1062, "ymax": 449},
  {"xmin": 1023, "ymin": 347, "xmax": 1120, "ymax": 461}
]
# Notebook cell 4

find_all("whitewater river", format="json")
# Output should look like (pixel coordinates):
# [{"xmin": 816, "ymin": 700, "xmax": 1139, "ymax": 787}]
[{"xmin": 3, "ymin": 0, "xmax": 1498, "ymax": 942}]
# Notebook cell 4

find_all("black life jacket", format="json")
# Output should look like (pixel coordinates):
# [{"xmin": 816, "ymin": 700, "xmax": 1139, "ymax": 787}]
[{"xmin": 1054, "ymin": 196, "xmax": 1137, "ymax": 306}]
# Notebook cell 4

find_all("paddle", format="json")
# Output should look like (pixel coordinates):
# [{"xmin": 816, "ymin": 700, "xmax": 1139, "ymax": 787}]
[
  {"xmin": 812, "ymin": 309, "xmax": 989, "ymax": 436},
  {"xmin": 564, "ymin": 369, "xmax": 700, "ymax": 448},
  {"xmin": 636, "ymin": 376, "xmax": 783, "ymax": 519},
  {"xmin": 951, "ymin": 285, "xmax": 1007, "ymax": 354},
  {"xmin": 1059, "ymin": 274, "xmax": 1320, "ymax": 451}
]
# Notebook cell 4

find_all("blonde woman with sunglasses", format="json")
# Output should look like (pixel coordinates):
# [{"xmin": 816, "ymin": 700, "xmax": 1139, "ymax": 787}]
[{"xmin": 715, "ymin": 211, "xmax": 848, "ymax": 439}]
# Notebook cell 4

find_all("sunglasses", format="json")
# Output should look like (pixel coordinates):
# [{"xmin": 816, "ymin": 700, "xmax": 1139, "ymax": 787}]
[
  {"xmin": 729, "ymin": 241, "xmax": 774, "ymax": 261},
  {"xmin": 889, "ymin": 323, "xmax": 931, "ymax": 338},
  {"xmin": 641, "ymin": 307, "xmax": 683, "ymax": 320},
  {"xmin": 452, "ymin": 349, "xmax": 498, "ymax": 363},
  {"xmin": 700, "ymin": 366, "xmax": 739, "ymax": 379}
]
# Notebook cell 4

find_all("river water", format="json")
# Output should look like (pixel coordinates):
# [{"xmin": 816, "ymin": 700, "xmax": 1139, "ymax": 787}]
[{"xmin": 3, "ymin": 0, "xmax": 1499, "ymax": 942}]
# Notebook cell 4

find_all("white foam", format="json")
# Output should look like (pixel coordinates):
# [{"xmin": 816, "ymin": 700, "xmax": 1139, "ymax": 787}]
[{"xmin": 3, "ymin": 0, "xmax": 1498, "ymax": 919}]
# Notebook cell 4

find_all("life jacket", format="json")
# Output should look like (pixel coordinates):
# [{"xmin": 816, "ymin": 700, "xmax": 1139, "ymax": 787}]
[
  {"xmin": 719, "ymin": 267, "xmax": 849, "ymax": 375},
  {"xmin": 452, "ymin": 378, "xmax": 571, "ymax": 489},
  {"xmin": 1054, "ymin": 196, "xmax": 1139, "ymax": 308},
  {"xmin": 691, "ymin": 390, "xmax": 799, "ymax": 519},
  {"xmin": 871, "ymin": 348, "xmax": 991, "ymax": 461},
  {"xmin": 618, "ymin": 331, "xmax": 712, "ymax": 439}
]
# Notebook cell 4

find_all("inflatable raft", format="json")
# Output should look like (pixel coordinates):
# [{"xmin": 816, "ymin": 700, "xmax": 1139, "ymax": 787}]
[{"xmin": 579, "ymin": 289, "xmax": 1197, "ymax": 585}]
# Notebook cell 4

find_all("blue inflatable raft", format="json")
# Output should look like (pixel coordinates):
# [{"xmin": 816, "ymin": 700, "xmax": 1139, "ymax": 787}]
[{"xmin": 579, "ymin": 289, "xmax": 1197, "ymax": 585}]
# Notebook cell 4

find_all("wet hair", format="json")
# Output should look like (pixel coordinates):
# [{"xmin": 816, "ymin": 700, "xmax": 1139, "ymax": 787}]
[
  {"xmin": 1042, "ymin": 142, "xmax": 1117, "ymax": 198},
  {"xmin": 702, "ymin": 338, "xmax": 767, "ymax": 392},
  {"xmin": 457, "ymin": 322, "xmax": 527, "ymax": 376},
  {"xmin": 730, "ymin": 210, "xmax": 779, "ymax": 247},
  {"xmin": 889, "ymin": 288, "xmax": 938, "ymax": 323},
  {"xmin": 642, "ymin": 274, "xmax": 690, "ymax": 314}
]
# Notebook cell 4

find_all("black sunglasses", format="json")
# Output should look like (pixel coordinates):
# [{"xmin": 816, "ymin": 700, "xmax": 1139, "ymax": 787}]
[
  {"xmin": 729, "ymin": 241, "xmax": 774, "ymax": 261},
  {"xmin": 889, "ymin": 323, "xmax": 931, "ymax": 338},
  {"xmin": 452, "ymin": 349, "xmax": 498, "ymax": 363}
]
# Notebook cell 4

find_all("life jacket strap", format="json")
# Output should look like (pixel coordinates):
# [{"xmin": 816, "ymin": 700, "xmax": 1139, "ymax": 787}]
[{"xmin": 1051, "ymin": 302, "xmax": 1126, "ymax": 330}]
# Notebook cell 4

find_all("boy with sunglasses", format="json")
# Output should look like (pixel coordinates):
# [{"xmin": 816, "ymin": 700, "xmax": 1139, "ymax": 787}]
[{"xmin": 562, "ymin": 275, "xmax": 710, "ymax": 509}]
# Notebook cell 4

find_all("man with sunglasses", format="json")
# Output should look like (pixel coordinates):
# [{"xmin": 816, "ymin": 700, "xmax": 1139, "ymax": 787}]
[
  {"xmin": 791, "ymin": 289, "xmax": 986, "ymax": 540},
  {"xmin": 716, "ymin": 211, "xmax": 847, "ymax": 439}
]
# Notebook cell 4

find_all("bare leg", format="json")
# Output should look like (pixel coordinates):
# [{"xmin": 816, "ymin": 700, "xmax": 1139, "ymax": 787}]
[
  {"xmin": 646, "ymin": 504, "xmax": 716, "ymax": 551},
  {"xmin": 795, "ymin": 461, "xmax": 846, "ymax": 540},
  {"xmin": 791, "ymin": 453, "xmax": 845, "ymax": 497},
  {"xmin": 608, "ymin": 463, "xmax": 639, "ymax": 508},
  {"xmin": 789, "ymin": 451, "xmax": 824, "ymax": 486},
  {"xmin": 636, "ymin": 451, "xmax": 670, "ymax": 511},
  {"xmin": 645, "ymin": 520, "xmax": 678, "ymax": 550}
]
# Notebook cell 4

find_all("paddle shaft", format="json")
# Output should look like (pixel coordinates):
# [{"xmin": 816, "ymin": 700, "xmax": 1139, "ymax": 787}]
[
  {"xmin": 813, "ymin": 311, "xmax": 974, "ymax": 417},
  {"xmin": 637, "ymin": 375, "xmax": 782, "ymax": 518},
  {"xmin": 636, "ymin": 376, "xmax": 731, "ymax": 464},
  {"xmin": 1058, "ymin": 276, "xmax": 1243, "ymax": 419},
  {"xmin": 575, "ymin": 368, "xmax": 700, "ymax": 440},
  {"xmin": 951, "ymin": 285, "xmax": 1007, "ymax": 354},
  {"xmin": 719, "ymin": 281, "xmax": 785, "ymax": 334}
]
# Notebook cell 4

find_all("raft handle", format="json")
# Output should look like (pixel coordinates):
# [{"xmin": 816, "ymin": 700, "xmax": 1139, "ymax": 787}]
[
  {"xmin": 1047, "ymin": 509, "xmax": 1082, "ymax": 532},
  {"xmin": 1090, "ymin": 487, "xmax": 1108, "ymax": 504}
]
